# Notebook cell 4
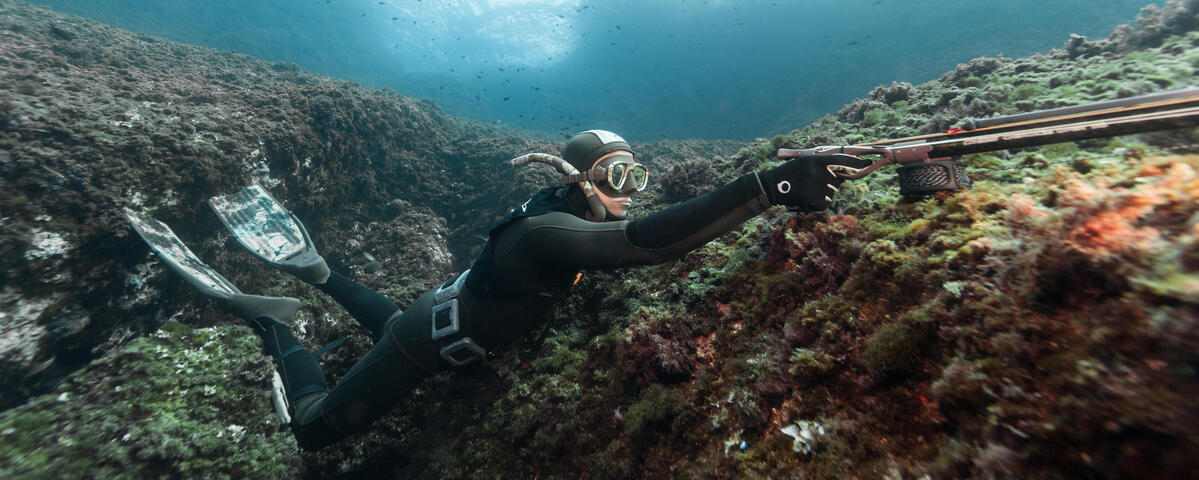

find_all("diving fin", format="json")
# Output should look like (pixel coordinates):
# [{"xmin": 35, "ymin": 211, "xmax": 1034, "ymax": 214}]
[
  {"xmin": 208, "ymin": 185, "xmax": 330, "ymax": 284},
  {"xmin": 126, "ymin": 208, "xmax": 301, "ymax": 426},
  {"xmin": 125, "ymin": 208, "xmax": 241, "ymax": 300}
]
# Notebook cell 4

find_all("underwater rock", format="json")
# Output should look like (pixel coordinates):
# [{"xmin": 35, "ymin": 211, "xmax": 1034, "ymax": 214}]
[
  {"xmin": 1064, "ymin": 33, "xmax": 1107, "ymax": 59},
  {"xmin": 862, "ymin": 322, "xmax": 921, "ymax": 380},
  {"xmin": 1108, "ymin": 0, "xmax": 1199, "ymax": 52},
  {"xmin": 335, "ymin": 205, "xmax": 454, "ymax": 295},
  {"xmin": 0, "ymin": 322, "xmax": 298, "ymax": 478},
  {"xmin": 656, "ymin": 158, "xmax": 720, "ymax": 204},
  {"xmin": 779, "ymin": 420, "xmax": 825, "ymax": 455}
]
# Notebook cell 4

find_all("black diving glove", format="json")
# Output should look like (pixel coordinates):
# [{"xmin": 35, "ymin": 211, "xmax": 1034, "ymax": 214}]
[{"xmin": 757, "ymin": 154, "xmax": 873, "ymax": 211}]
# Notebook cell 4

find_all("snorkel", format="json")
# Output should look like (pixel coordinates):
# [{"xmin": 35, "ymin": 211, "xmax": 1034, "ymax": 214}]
[{"xmin": 511, "ymin": 153, "xmax": 609, "ymax": 221}]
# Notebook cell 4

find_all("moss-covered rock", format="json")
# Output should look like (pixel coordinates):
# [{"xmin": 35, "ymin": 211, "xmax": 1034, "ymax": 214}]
[
  {"xmin": 862, "ymin": 322, "xmax": 921, "ymax": 379},
  {"xmin": 0, "ymin": 322, "xmax": 298, "ymax": 479}
]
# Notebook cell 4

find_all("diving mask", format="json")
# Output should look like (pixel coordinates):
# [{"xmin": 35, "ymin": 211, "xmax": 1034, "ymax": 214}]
[
  {"xmin": 557, "ymin": 154, "xmax": 650, "ymax": 195},
  {"xmin": 594, "ymin": 155, "xmax": 649, "ymax": 195}
]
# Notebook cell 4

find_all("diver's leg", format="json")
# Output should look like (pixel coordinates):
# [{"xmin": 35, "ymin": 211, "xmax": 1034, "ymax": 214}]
[
  {"xmin": 250, "ymin": 316, "xmax": 328, "ymax": 406},
  {"xmin": 286, "ymin": 307, "xmax": 430, "ymax": 450},
  {"xmin": 314, "ymin": 271, "xmax": 400, "ymax": 341},
  {"xmin": 225, "ymin": 286, "xmax": 419, "ymax": 451},
  {"xmin": 223, "ymin": 294, "xmax": 329, "ymax": 414}
]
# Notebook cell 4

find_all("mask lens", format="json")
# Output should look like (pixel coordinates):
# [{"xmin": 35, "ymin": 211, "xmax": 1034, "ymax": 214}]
[
  {"xmin": 630, "ymin": 166, "xmax": 648, "ymax": 190},
  {"xmin": 608, "ymin": 163, "xmax": 628, "ymax": 189}
]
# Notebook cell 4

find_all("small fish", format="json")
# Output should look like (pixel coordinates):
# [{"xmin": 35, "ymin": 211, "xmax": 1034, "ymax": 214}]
[{"xmin": 503, "ymin": 97, "xmax": 510, "ymax": 101}]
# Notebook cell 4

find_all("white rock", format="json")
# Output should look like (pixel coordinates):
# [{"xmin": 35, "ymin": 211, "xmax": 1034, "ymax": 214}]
[
  {"xmin": 780, "ymin": 420, "xmax": 826, "ymax": 455},
  {"xmin": 23, "ymin": 229, "xmax": 71, "ymax": 260},
  {"xmin": 0, "ymin": 288, "xmax": 56, "ymax": 364}
]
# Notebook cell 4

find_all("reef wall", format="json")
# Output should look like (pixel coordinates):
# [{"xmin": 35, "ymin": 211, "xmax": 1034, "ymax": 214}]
[{"xmin": 1, "ymin": 0, "xmax": 1197, "ymax": 478}]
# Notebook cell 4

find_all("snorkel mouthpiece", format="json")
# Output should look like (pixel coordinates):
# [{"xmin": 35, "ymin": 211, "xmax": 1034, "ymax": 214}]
[{"xmin": 511, "ymin": 153, "xmax": 608, "ymax": 221}]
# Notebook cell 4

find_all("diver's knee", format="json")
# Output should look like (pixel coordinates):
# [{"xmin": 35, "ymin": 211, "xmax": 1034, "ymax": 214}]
[
  {"xmin": 288, "ymin": 393, "xmax": 342, "ymax": 450},
  {"xmin": 292, "ymin": 421, "xmax": 341, "ymax": 451}
]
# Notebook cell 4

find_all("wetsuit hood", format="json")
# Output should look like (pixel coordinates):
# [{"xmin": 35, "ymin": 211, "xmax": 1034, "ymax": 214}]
[{"xmin": 563, "ymin": 130, "xmax": 633, "ymax": 174}]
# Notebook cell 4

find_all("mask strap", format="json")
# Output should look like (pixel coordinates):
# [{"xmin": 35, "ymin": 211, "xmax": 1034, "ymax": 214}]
[{"xmin": 559, "ymin": 167, "xmax": 607, "ymax": 184}]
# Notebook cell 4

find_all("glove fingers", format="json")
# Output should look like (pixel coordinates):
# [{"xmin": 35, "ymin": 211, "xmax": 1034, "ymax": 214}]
[
  {"xmin": 826, "ymin": 163, "xmax": 863, "ymax": 178},
  {"xmin": 820, "ymin": 155, "xmax": 875, "ymax": 179}
]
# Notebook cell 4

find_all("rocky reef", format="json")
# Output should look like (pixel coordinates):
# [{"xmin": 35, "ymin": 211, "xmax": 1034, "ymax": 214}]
[
  {"xmin": 0, "ymin": 322, "xmax": 298, "ymax": 477},
  {"xmin": 1, "ymin": 0, "xmax": 1198, "ymax": 478}
]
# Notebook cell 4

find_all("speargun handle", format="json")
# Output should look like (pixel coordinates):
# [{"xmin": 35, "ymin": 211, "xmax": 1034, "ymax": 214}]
[{"xmin": 777, "ymin": 144, "xmax": 936, "ymax": 179}]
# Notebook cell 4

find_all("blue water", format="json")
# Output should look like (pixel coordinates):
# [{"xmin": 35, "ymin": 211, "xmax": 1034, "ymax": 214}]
[{"xmin": 34, "ymin": 0, "xmax": 1155, "ymax": 140}]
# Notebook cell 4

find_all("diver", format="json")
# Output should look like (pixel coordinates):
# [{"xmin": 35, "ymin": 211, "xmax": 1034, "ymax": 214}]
[{"xmin": 126, "ymin": 130, "xmax": 870, "ymax": 450}]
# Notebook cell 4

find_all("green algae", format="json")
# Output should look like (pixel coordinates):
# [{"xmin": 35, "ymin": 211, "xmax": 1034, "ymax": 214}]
[
  {"xmin": 862, "ymin": 322, "xmax": 921, "ymax": 379},
  {"xmin": 0, "ymin": 322, "xmax": 298, "ymax": 479},
  {"xmin": 622, "ymin": 384, "xmax": 678, "ymax": 433}
]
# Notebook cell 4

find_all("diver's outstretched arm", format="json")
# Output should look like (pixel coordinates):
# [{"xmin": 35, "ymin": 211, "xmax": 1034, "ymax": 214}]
[{"xmin": 498, "ymin": 155, "xmax": 874, "ymax": 270}]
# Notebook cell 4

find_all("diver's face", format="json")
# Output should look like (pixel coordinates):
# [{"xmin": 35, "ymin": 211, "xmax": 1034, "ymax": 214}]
[{"xmin": 592, "ymin": 150, "xmax": 636, "ymax": 218}]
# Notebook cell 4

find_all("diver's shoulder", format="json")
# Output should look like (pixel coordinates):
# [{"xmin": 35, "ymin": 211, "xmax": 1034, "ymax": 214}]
[{"xmin": 511, "ymin": 210, "xmax": 584, "ymax": 227}]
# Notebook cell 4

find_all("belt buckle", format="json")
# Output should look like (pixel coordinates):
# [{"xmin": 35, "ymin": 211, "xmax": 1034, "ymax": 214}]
[
  {"xmin": 430, "ymin": 299, "xmax": 459, "ymax": 340},
  {"xmin": 440, "ymin": 338, "xmax": 486, "ymax": 367}
]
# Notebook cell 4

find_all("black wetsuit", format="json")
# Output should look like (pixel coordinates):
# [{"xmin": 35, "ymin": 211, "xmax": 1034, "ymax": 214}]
[{"xmin": 278, "ymin": 173, "xmax": 771, "ymax": 449}]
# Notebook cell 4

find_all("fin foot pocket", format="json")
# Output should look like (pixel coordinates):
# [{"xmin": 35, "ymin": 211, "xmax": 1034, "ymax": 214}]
[{"xmin": 226, "ymin": 293, "xmax": 300, "ymax": 324}]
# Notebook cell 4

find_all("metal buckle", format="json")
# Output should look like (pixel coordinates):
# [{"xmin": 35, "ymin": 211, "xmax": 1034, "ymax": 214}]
[
  {"xmin": 435, "ymin": 269, "xmax": 470, "ymax": 304},
  {"xmin": 431, "ymin": 269, "xmax": 470, "ymax": 340},
  {"xmin": 430, "ymin": 299, "xmax": 459, "ymax": 340},
  {"xmin": 439, "ymin": 337, "xmax": 486, "ymax": 367}
]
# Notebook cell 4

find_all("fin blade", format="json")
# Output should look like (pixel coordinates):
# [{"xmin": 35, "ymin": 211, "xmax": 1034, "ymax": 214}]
[
  {"xmin": 208, "ymin": 185, "xmax": 310, "ymax": 264},
  {"xmin": 124, "ymin": 208, "xmax": 240, "ymax": 298}
]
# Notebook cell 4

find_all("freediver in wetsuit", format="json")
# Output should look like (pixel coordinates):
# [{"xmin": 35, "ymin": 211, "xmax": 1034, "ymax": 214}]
[{"xmin": 127, "ymin": 130, "xmax": 870, "ymax": 450}]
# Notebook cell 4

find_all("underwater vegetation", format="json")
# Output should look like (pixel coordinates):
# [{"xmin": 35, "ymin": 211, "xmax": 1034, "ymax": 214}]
[
  {"xmin": 0, "ymin": 0, "xmax": 1197, "ymax": 478},
  {"xmin": 0, "ymin": 322, "xmax": 299, "ymax": 478}
]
